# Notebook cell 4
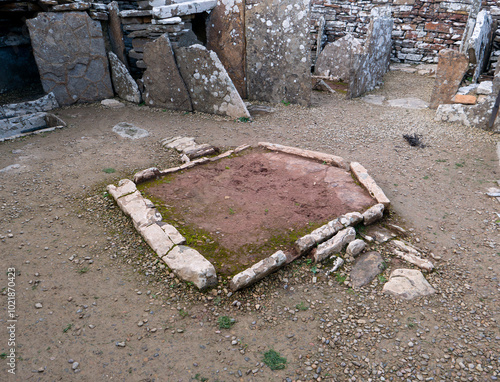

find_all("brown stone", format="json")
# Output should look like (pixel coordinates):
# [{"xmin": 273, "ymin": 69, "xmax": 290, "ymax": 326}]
[
  {"xmin": 452, "ymin": 94, "xmax": 477, "ymax": 105},
  {"xmin": 429, "ymin": 49, "xmax": 468, "ymax": 109},
  {"xmin": 142, "ymin": 34, "xmax": 193, "ymax": 111},
  {"xmin": 108, "ymin": 1, "xmax": 129, "ymax": 69},
  {"xmin": 207, "ymin": 0, "xmax": 246, "ymax": 98}
]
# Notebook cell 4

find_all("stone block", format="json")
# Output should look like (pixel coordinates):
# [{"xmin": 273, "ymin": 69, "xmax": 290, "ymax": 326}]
[
  {"xmin": 314, "ymin": 227, "xmax": 356, "ymax": 262},
  {"xmin": 452, "ymin": 94, "xmax": 477, "ymax": 105},
  {"xmin": 429, "ymin": 49, "xmax": 469, "ymax": 109},
  {"xmin": 162, "ymin": 246, "xmax": 217, "ymax": 290},
  {"xmin": 350, "ymin": 162, "xmax": 390, "ymax": 207},
  {"xmin": 27, "ymin": 12, "xmax": 113, "ymax": 106},
  {"xmin": 158, "ymin": 223, "xmax": 186, "ymax": 245},
  {"xmin": 142, "ymin": 34, "xmax": 193, "ymax": 111},
  {"xmin": 230, "ymin": 250, "xmax": 287, "ymax": 291},
  {"xmin": 175, "ymin": 44, "xmax": 250, "ymax": 118},
  {"xmin": 133, "ymin": 167, "xmax": 161, "ymax": 184},
  {"xmin": 350, "ymin": 251, "xmax": 384, "ymax": 289},
  {"xmin": 139, "ymin": 223, "xmax": 175, "ymax": 256},
  {"xmin": 462, "ymin": 10, "xmax": 493, "ymax": 82},
  {"xmin": 295, "ymin": 218, "xmax": 344, "ymax": 254},
  {"xmin": 362, "ymin": 203, "xmax": 385, "ymax": 225},
  {"xmin": 245, "ymin": 0, "xmax": 311, "ymax": 106},
  {"xmin": 0, "ymin": 93, "xmax": 59, "ymax": 119},
  {"xmin": 152, "ymin": 0, "xmax": 216, "ymax": 19},
  {"xmin": 477, "ymin": 81, "xmax": 493, "ymax": 95},
  {"xmin": 107, "ymin": 179, "xmax": 137, "ymax": 200},
  {"xmin": 0, "ymin": 112, "xmax": 66, "ymax": 140},
  {"xmin": 108, "ymin": 52, "xmax": 142, "ymax": 104},
  {"xmin": 346, "ymin": 239, "xmax": 366, "ymax": 257},
  {"xmin": 383, "ymin": 269, "xmax": 435, "ymax": 299},
  {"xmin": 315, "ymin": 34, "xmax": 363, "ymax": 80}
]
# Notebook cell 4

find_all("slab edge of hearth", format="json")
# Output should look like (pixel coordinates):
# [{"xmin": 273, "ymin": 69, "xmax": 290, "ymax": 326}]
[
  {"xmin": 107, "ymin": 178, "xmax": 216, "ymax": 290},
  {"xmin": 258, "ymin": 142, "xmax": 349, "ymax": 170},
  {"xmin": 349, "ymin": 162, "xmax": 391, "ymax": 208}
]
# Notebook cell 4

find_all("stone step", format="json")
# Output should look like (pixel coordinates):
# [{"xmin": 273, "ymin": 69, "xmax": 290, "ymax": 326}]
[{"xmin": 152, "ymin": 0, "xmax": 216, "ymax": 19}]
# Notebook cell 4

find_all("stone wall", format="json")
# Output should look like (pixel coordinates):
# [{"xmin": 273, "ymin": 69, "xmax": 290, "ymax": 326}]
[{"xmin": 310, "ymin": 0, "xmax": 494, "ymax": 64}]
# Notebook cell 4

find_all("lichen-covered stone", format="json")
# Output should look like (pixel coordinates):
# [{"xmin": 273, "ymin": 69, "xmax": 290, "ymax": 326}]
[
  {"xmin": 27, "ymin": 12, "xmax": 113, "ymax": 106},
  {"xmin": 108, "ymin": 52, "xmax": 141, "ymax": 103},
  {"xmin": 315, "ymin": 34, "xmax": 363, "ymax": 80},
  {"xmin": 350, "ymin": 251, "xmax": 385, "ymax": 289},
  {"xmin": 383, "ymin": 269, "xmax": 436, "ymax": 300},
  {"xmin": 175, "ymin": 44, "xmax": 250, "ymax": 118},
  {"xmin": 461, "ymin": 10, "xmax": 492, "ymax": 82},
  {"xmin": 0, "ymin": 93, "xmax": 59, "ymax": 119},
  {"xmin": 362, "ymin": 203, "xmax": 385, "ymax": 225},
  {"xmin": 152, "ymin": 0, "xmax": 216, "ymax": 19},
  {"xmin": 246, "ymin": 0, "xmax": 311, "ymax": 106},
  {"xmin": 142, "ymin": 34, "xmax": 193, "ymax": 111},
  {"xmin": 314, "ymin": 227, "xmax": 356, "ymax": 262}
]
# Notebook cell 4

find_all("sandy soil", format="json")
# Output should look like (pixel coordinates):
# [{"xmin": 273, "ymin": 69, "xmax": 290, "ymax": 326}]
[{"xmin": 0, "ymin": 70, "xmax": 499, "ymax": 382}]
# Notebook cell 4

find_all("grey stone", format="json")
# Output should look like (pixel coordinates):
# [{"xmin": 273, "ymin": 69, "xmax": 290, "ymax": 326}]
[
  {"xmin": 246, "ymin": 0, "xmax": 311, "ymax": 106},
  {"xmin": 312, "ymin": 79, "xmax": 335, "ymax": 93},
  {"xmin": 386, "ymin": 98, "xmax": 429, "ymax": 109},
  {"xmin": 314, "ymin": 227, "xmax": 356, "ymax": 262},
  {"xmin": 346, "ymin": 239, "xmax": 366, "ymax": 257},
  {"xmin": 0, "ymin": 93, "xmax": 59, "ymax": 119},
  {"xmin": 0, "ymin": 112, "xmax": 66, "ymax": 140},
  {"xmin": 153, "ymin": 0, "xmax": 216, "ymax": 19},
  {"xmin": 362, "ymin": 95, "xmax": 385, "ymax": 105},
  {"xmin": 158, "ymin": 223, "xmax": 186, "ymax": 245},
  {"xmin": 391, "ymin": 240, "xmax": 435, "ymax": 271},
  {"xmin": 295, "ymin": 218, "xmax": 343, "ymax": 254},
  {"xmin": 162, "ymin": 245, "xmax": 217, "ymax": 290},
  {"xmin": 27, "ymin": 12, "xmax": 113, "ymax": 106},
  {"xmin": 462, "ymin": 10, "xmax": 492, "ymax": 82},
  {"xmin": 142, "ymin": 34, "xmax": 193, "ymax": 111},
  {"xmin": 106, "ymin": 179, "xmax": 137, "ymax": 200},
  {"xmin": 101, "ymin": 99, "xmax": 125, "ymax": 108},
  {"xmin": 362, "ymin": 204, "xmax": 385, "ymax": 225},
  {"xmin": 112, "ymin": 122, "xmax": 150, "ymax": 139},
  {"xmin": 315, "ymin": 34, "xmax": 363, "ymax": 80},
  {"xmin": 139, "ymin": 223, "xmax": 174, "ymax": 256},
  {"xmin": 230, "ymin": 250, "xmax": 287, "ymax": 291},
  {"xmin": 383, "ymin": 269, "xmax": 436, "ymax": 299},
  {"xmin": 350, "ymin": 162, "xmax": 390, "ymax": 207},
  {"xmin": 108, "ymin": 52, "xmax": 141, "ymax": 104},
  {"xmin": 133, "ymin": 167, "xmax": 161, "ymax": 184},
  {"xmin": 360, "ymin": 226, "xmax": 395, "ymax": 243},
  {"xmin": 108, "ymin": 2, "xmax": 128, "ymax": 68},
  {"xmin": 477, "ymin": 81, "xmax": 493, "ymax": 95},
  {"xmin": 175, "ymin": 44, "xmax": 250, "ymax": 118},
  {"xmin": 350, "ymin": 251, "xmax": 385, "ymax": 289}
]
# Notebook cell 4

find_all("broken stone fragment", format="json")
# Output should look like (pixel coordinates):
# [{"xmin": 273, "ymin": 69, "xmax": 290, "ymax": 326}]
[
  {"xmin": 158, "ymin": 222, "xmax": 186, "ymax": 245},
  {"xmin": 346, "ymin": 239, "xmax": 366, "ymax": 257},
  {"xmin": 152, "ymin": 0, "xmax": 217, "ymax": 19},
  {"xmin": 340, "ymin": 212, "xmax": 363, "ymax": 227},
  {"xmin": 315, "ymin": 34, "xmax": 363, "ymax": 80},
  {"xmin": 393, "ymin": 250, "xmax": 434, "ymax": 272},
  {"xmin": 350, "ymin": 162, "xmax": 390, "ymax": 207},
  {"xmin": 101, "ymin": 99, "xmax": 125, "ymax": 108},
  {"xmin": 350, "ymin": 251, "xmax": 385, "ymax": 289},
  {"xmin": 139, "ymin": 223, "xmax": 175, "ymax": 257},
  {"xmin": 106, "ymin": 179, "xmax": 137, "ymax": 199},
  {"xmin": 133, "ymin": 167, "xmax": 161, "ymax": 184},
  {"xmin": 183, "ymin": 143, "xmax": 217, "ymax": 160},
  {"xmin": 314, "ymin": 227, "xmax": 356, "ymax": 263},
  {"xmin": 230, "ymin": 250, "xmax": 287, "ymax": 291},
  {"xmin": 383, "ymin": 269, "xmax": 436, "ymax": 299},
  {"xmin": 162, "ymin": 245, "xmax": 217, "ymax": 290},
  {"xmin": 362, "ymin": 203, "xmax": 385, "ymax": 225},
  {"xmin": 295, "ymin": 218, "xmax": 344, "ymax": 254}
]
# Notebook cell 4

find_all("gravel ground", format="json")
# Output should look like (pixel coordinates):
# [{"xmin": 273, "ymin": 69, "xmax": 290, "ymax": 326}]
[{"xmin": 0, "ymin": 70, "xmax": 499, "ymax": 381}]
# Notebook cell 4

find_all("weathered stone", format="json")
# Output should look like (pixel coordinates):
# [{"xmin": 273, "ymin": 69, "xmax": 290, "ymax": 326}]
[
  {"xmin": 452, "ymin": 94, "xmax": 477, "ymax": 105},
  {"xmin": 259, "ymin": 142, "xmax": 347, "ymax": 169},
  {"xmin": 462, "ymin": 10, "xmax": 492, "ymax": 82},
  {"xmin": 101, "ymin": 99, "xmax": 125, "ymax": 108},
  {"xmin": 349, "ymin": 16, "xmax": 393, "ymax": 98},
  {"xmin": 230, "ymin": 250, "xmax": 286, "ymax": 291},
  {"xmin": 162, "ymin": 246, "xmax": 217, "ymax": 290},
  {"xmin": 175, "ymin": 44, "xmax": 250, "ymax": 118},
  {"xmin": 429, "ymin": 49, "xmax": 469, "ymax": 109},
  {"xmin": 362, "ymin": 95, "xmax": 385, "ymax": 105},
  {"xmin": 112, "ymin": 122, "xmax": 150, "ymax": 139},
  {"xmin": 142, "ymin": 34, "xmax": 193, "ymax": 111},
  {"xmin": 183, "ymin": 143, "xmax": 217, "ymax": 159},
  {"xmin": 139, "ymin": 223, "xmax": 175, "ymax": 256},
  {"xmin": 158, "ymin": 222, "xmax": 186, "ymax": 245},
  {"xmin": 161, "ymin": 136, "xmax": 196, "ymax": 151},
  {"xmin": 115, "ymin": 190, "xmax": 162, "ymax": 229},
  {"xmin": 346, "ymin": 239, "xmax": 366, "ymax": 257},
  {"xmin": 153, "ymin": 0, "xmax": 216, "ymax": 19},
  {"xmin": 457, "ymin": 84, "xmax": 478, "ymax": 95},
  {"xmin": 108, "ymin": 52, "xmax": 141, "ymax": 104},
  {"xmin": 0, "ymin": 112, "xmax": 66, "ymax": 140},
  {"xmin": 386, "ymin": 98, "xmax": 429, "ymax": 109},
  {"xmin": 246, "ymin": 0, "xmax": 311, "ymax": 106},
  {"xmin": 350, "ymin": 251, "xmax": 385, "ymax": 289},
  {"xmin": 315, "ymin": 34, "xmax": 363, "ymax": 80},
  {"xmin": 52, "ymin": 3, "xmax": 91, "ymax": 11},
  {"xmin": 362, "ymin": 203, "xmax": 385, "ymax": 225},
  {"xmin": 106, "ymin": 179, "xmax": 137, "ymax": 200},
  {"xmin": 108, "ymin": 1, "xmax": 129, "ymax": 68},
  {"xmin": 151, "ymin": 16, "xmax": 182, "ymax": 25},
  {"xmin": 133, "ymin": 167, "xmax": 161, "ymax": 184},
  {"xmin": 350, "ymin": 162, "xmax": 390, "ymax": 207},
  {"xmin": 314, "ymin": 227, "xmax": 356, "ymax": 262},
  {"xmin": 312, "ymin": 79, "xmax": 335, "ymax": 93},
  {"xmin": 383, "ymin": 269, "xmax": 436, "ymax": 299},
  {"xmin": 207, "ymin": 0, "xmax": 246, "ymax": 98},
  {"xmin": 295, "ymin": 218, "xmax": 344, "ymax": 254},
  {"xmin": 477, "ymin": 81, "xmax": 493, "ymax": 95},
  {"xmin": 360, "ymin": 225, "xmax": 395, "ymax": 243},
  {"xmin": 0, "ymin": 93, "xmax": 59, "ymax": 119},
  {"xmin": 339, "ymin": 212, "xmax": 363, "ymax": 227},
  {"xmin": 27, "ymin": 12, "xmax": 113, "ymax": 106},
  {"xmin": 392, "ymin": 249, "xmax": 434, "ymax": 272}
]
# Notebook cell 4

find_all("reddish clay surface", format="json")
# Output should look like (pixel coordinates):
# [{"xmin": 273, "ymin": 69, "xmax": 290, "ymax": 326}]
[{"xmin": 144, "ymin": 150, "xmax": 376, "ymax": 272}]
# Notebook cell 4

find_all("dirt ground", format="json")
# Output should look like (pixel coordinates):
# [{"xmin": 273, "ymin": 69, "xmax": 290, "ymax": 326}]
[{"xmin": 0, "ymin": 70, "xmax": 499, "ymax": 382}]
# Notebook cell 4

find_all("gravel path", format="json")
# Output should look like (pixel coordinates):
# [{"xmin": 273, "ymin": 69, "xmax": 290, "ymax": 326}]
[{"xmin": 0, "ymin": 71, "xmax": 498, "ymax": 381}]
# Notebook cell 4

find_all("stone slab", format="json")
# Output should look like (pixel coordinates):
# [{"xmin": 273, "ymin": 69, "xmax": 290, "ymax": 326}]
[
  {"xmin": 139, "ymin": 223, "xmax": 175, "ymax": 256},
  {"xmin": 383, "ymin": 269, "xmax": 436, "ymax": 300},
  {"xmin": 175, "ymin": 44, "xmax": 250, "ymax": 118},
  {"xmin": 463, "ymin": 10, "xmax": 492, "ymax": 82},
  {"xmin": 108, "ymin": 2, "xmax": 129, "ymax": 68},
  {"xmin": 386, "ymin": 98, "xmax": 429, "ymax": 109},
  {"xmin": 350, "ymin": 162, "xmax": 390, "ymax": 207},
  {"xmin": 245, "ymin": 0, "xmax": 311, "ymax": 106},
  {"xmin": 429, "ymin": 49, "xmax": 469, "ymax": 109},
  {"xmin": 27, "ymin": 12, "xmax": 113, "ymax": 106},
  {"xmin": 162, "ymin": 245, "xmax": 217, "ymax": 290},
  {"xmin": 152, "ymin": 0, "xmax": 216, "ymax": 19},
  {"xmin": 112, "ymin": 122, "xmax": 150, "ymax": 139},
  {"xmin": 0, "ymin": 112, "xmax": 66, "ymax": 140},
  {"xmin": 108, "ymin": 52, "xmax": 141, "ymax": 103},
  {"xmin": 107, "ymin": 179, "xmax": 137, "ymax": 200},
  {"xmin": 206, "ymin": 0, "xmax": 246, "ymax": 98},
  {"xmin": 0, "ymin": 93, "xmax": 59, "ymax": 119},
  {"xmin": 362, "ymin": 203, "xmax": 385, "ymax": 225},
  {"xmin": 142, "ymin": 34, "xmax": 193, "ymax": 111},
  {"xmin": 315, "ymin": 34, "xmax": 363, "ymax": 80},
  {"xmin": 314, "ymin": 227, "xmax": 356, "ymax": 262},
  {"xmin": 230, "ymin": 250, "xmax": 287, "ymax": 291},
  {"xmin": 350, "ymin": 251, "xmax": 385, "ymax": 289}
]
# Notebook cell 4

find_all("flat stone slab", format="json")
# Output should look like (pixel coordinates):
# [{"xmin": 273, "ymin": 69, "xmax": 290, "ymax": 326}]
[
  {"xmin": 112, "ymin": 122, "xmax": 150, "ymax": 139},
  {"xmin": 386, "ymin": 98, "xmax": 429, "ymax": 109},
  {"xmin": 383, "ymin": 269, "xmax": 436, "ymax": 299},
  {"xmin": 0, "ymin": 93, "xmax": 59, "ymax": 119},
  {"xmin": 315, "ymin": 34, "xmax": 363, "ymax": 80},
  {"xmin": 152, "ymin": 0, "xmax": 216, "ymax": 19},
  {"xmin": 361, "ymin": 95, "xmax": 386, "ymax": 105},
  {"xmin": 350, "ymin": 162, "xmax": 390, "ymax": 207},
  {"xmin": 350, "ymin": 251, "xmax": 385, "ymax": 289},
  {"xmin": 230, "ymin": 250, "xmax": 286, "ymax": 291}
]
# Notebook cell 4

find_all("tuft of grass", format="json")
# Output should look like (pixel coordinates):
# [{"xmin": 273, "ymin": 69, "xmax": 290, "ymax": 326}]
[
  {"xmin": 179, "ymin": 308, "xmax": 189, "ymax": 318},
  {"xmin": 336, "ymin": 273, "xmax": 347, "ymax": 284},
  {"xmin": 455, "ymin": 161, "xmax": 465, "ymax": 168},
  {"xmin": 0, "ymin": 352, "xmax": 7, "ymax": 359},
  {"xmin": 295, "ymin": 301, "xmax": 309, "ymax": 311},
  {"xmin": 63, "ymin": 323, "xmax": 73, "ymax": 333},
  {"xmin": 377, "ymin": 274, "xmax": 387, "ymax": 283},
  {"xmin": 262, "ymin": 349, "xmax": 287, "ymax": 370},
  {"xmin": 218, "ymin": 315, "xmax": 235, "ymax": 329},
  {"xmin": 229, "ymin": 207, "xmax": 235, "ymax": 215},
  {"xmin": 237, "ymin": 116, "xmax": 250, "ymax": 123},
  {"xmin": 103, "ymin": 168, "xmax": 116, "ymax": 174},
  {"xmin": 77, "ymin": 267, "xmax": 89, "ymax": 274},
  {"xmin": 281, "ymin": 100, "xmax": 290, "ymax": 106}
]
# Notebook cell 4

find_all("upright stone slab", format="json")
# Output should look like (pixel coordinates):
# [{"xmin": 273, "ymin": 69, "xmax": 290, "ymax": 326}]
[
  {"xmin": 349, "ymin": 16, "xmax": 393, "ymax": 98},
  {"xmin": 108, "ymin": 1, "xmax": 128, "ymax": 69},
  {"xmin": 246, "ymin": 0, "xmax": 311, "ymax": 106},
  {"xmin": 108, "ymin": 52, "xmax": 141, "ymax": 103},
  {"xmin": 463, "ymin": 10, "xmax": 492, "ymax": 82},
  {"xmin": 175, "ymin": 44, "xmax": 250, "ymax": 118},
  {"xmin": 207, "ymin": 0, "xmax": 246, "ymax": 98},
  {"xmin": 27, "ymin": 12, "xmax": 113, "ymax": 106},
  {"xmin": 429, "ymin": 49, "xmax": 469, "ymax": 109},
  {"xmin": 142, "ymin": 34, "xmax": 193, "ymax": 111},
  {"xmin": 315, "ymin": 35, "xmax": 363, "ymax": 80}
]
